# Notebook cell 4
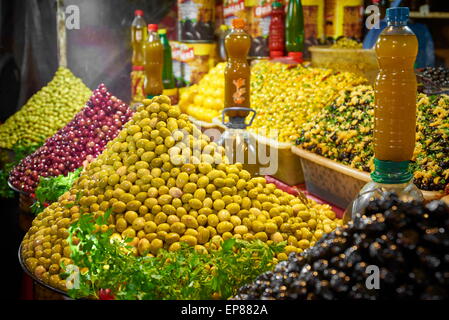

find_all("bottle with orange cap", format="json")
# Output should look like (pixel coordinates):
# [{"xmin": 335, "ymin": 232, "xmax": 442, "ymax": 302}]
[
  {"xmin": 131, "ymin": 10, "xmax": 147, "ymax": 66},
  {"xmin": 224, "ymin": 18, "xmax": 252, "ymax": 118},
  {"xmin": 130, "ymin": 10, "xmax": 147, "ymax": 104},
  {"xmin": 144, "ymin": 24, "xmax": 164, "ymax": 98},
  {"xmin": 218, "ymin": 18, "xmax": 259, "ymax": 177}
]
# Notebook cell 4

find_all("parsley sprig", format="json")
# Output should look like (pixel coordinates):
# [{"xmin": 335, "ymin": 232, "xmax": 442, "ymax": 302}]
[
  {"xmin": 65, "ymin": 209, "xmax": 285, "ymax": 300},
  {"xmin": 30, "ymin": 168, "xmax": 82, "ymax": 215}
]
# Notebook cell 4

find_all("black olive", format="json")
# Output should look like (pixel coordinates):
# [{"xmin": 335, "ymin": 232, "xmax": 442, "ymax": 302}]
[{"xmin": 233, "ymin": 194, "xmax": 449, "ymax": 300}]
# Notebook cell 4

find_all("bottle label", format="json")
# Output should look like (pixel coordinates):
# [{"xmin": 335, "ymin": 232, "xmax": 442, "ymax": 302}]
[
  {"xmin": 223, "ymin": 0, "xmax": 245, "ymax": 26},
  {"xmin": 232, "ymin": 78, "xmax": 246, "ymax": 104},
  {"xmin": 131, "ymin": 69, "xmax": 145, "ymax": 103},
  {"xmin": 136, "ymin": 30, "xmax": 142, "ymax": 41},
  {"xmin": 178, "ymin": 0, "xmax": 214, "ymax": 41}
]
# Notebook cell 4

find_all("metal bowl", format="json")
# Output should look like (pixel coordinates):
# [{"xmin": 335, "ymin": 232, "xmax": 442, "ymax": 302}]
[{"xmin": 18, "ymin": 243, "xmax": 69, "ymax": 298}]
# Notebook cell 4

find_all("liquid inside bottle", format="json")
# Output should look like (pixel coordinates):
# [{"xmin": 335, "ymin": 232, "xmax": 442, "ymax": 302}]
[
  {"xmin": 224, "ymin": 18, "xmax": 251, "ymax": 118},
  {"xmin": 144, "ymin": 24, "xmax": 164, "ymax": 98},
  {"xmin": 158, "ymin": 29, "xmax": 175, "ymax": 90},
  {"xmin": 285, "ymin": 0, "xmax": 305, "ymax": 56},
  {"xmin": 219, "ymin": 18, "xmax": 260, "ymax": 176},
  {"xmin": 131, "ymin": 10, "xmax": 147, "ymax": 67},
  {"xmin": 374, "ymin": 14, "xmax": 418, "ymax": 161},
  {"xmin": 346, "ymin": 7, "xmax": 423, "ymax": 222}
]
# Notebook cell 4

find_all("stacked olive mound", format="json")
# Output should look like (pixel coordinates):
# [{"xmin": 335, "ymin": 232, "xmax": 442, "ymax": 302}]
[
  {"xmin": 235, "ymin": 194, "xmax": 449, "ymax": 300},
  {"xmin": 0, "ymin": 67, "xmax": 92, "ymax": 149},
  {"xmin": 297, "ymin": 85, "xmax": 374, "ymax": 172},
  {"xmin": 250, "ymin": 62, "xmax": 367, "ymax": 142},
  {"xmin": 21, "ymin": 96, "xmax": 343, "ymax": 291}
]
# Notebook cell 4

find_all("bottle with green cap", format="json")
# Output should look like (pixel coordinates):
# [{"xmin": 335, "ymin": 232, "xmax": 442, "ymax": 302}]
[
  {"xmin": 158, "ymin": 29, "xmax": 175, "ymax": 90},
  {"xmin": 345, "ymin": 7, "xmax": 423, "ymax": 222}
]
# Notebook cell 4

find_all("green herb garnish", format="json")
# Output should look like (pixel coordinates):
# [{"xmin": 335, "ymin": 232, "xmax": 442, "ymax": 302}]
[
  {"xmin": 66, "ymin": 209, "xmax": 284, "ymax": 300},
  {"xmin": 31, "ymin": 168, "xmax": 82, "ymax": 214}
]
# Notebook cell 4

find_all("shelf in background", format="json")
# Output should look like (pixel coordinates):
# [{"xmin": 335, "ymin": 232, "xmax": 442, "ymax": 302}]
[{"xmin": 410, "ymin": 11, "xmax": 449, "ymax": 19}]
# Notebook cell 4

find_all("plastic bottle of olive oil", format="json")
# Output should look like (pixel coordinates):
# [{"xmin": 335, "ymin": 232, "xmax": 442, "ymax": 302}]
[
  {"xmin": 218, "ymin": 19, "xmax": 259, "ymax": 177},
  {"xmin": 345, "ymin": 7, "xmax": 423, "ymax": 222},
  {"xmin": 144, "ymin": 24, "xmax": 164, "ymax": 98}
]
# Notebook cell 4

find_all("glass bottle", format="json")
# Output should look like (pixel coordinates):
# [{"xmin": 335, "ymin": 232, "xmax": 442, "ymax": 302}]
[
  {"xmin": 285, "ymin": 0, "xmax": 305, "ymax": 63},
  {"xmin": 158, "ymin": 29, "xmax": 175, "ymax": 90}
]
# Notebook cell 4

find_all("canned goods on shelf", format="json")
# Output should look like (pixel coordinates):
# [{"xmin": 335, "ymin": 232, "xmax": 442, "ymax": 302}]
[
  {"xmin": 180, "ymin": 42, "xmax": 216, "ymax": 86},
  {"xmin": 178, "ymin": 0, "xmax": 216, "ymax": 41}
]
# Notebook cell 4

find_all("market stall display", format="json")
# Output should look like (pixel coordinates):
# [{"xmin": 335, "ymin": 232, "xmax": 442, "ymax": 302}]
[
  {"xmin": 8, "ymin": 0, "xmax": 449, "ymax": 303},
  {"xmin": 234, "ymin": 194, "xmax": 449, "ymax": 300},
  {"xmin": 0, "ymin": 67, "xmax": 91, "ymax": 149},
  {"xmin": 180, "ymin": 61, "xmax": 367, "ymax": 139},
  {"xmin": 20, "ymin": 95, "xmax": 343, "ymax": 293},
  {"xmin": 9, "ymin": 84, "xmax": 133, "ymax": 194},
  {"xmin": 418, "ymin": 66, "xmax": 449, "ymax": 95},
  {"xmin": 249, "ymin": 62, "xmax": 366, "ymax": 142},
  {"xmin": 145, "ymin": 24, "xmax": 164, "ymax": 98},
  {"xmin": 179, "ymin": 62, "xmax": 225, "ymax": 121},
  {"xmin": 296, "ymin": 88, "xmax": 449, "ymax": 193}
]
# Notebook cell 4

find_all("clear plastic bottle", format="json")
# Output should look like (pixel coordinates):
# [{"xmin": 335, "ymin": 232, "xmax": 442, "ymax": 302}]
[
  {"xmin": 374, "ymin": 7, "xmax": 418, "ymax": 162},
  {"xmin": 347, "ymin": 160, "xmax": 424, "ymax": 223},
  {"xmin": 345, "ymin": 7, "xmax": 423, "ymax": 222},
  {"xmin": 131, "ymin": 10, "xmax": 147, "ymax": 67}
]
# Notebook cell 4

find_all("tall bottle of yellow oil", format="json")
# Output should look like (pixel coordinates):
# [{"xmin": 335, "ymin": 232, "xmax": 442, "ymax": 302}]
[
  {"xmin": 131, "ymin": 10, "xmax": 147, "ymax": 66},
  {"xmin": 345, "ymin": 7, "xmax": 423, "ymax": 222},
  {"xmin": 144, "ymin": 24, "xmax": 164, "ymax": 98},
  {"xmin": 218, "ymin": 18, "xmax": 259, "ymax": 177},
  {"xmin": 130, "ymin": 10, "xmax": 147, "ymax": 104}
]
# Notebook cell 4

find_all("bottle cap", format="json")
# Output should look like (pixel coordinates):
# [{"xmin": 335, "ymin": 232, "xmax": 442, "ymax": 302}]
[
  {"xmin": 132, "ymin": 66, "xmax": 144, "ymax": 71},
  {"xmin": 135, "ymin": 10, "xmax": 144, "ymax": 17},
  {"xmin": 371, "ymin": 159, "xmax": 413, "ymax": 184},
  {"xmin": 270, "ymin": 51, "xmax": 284, "ymax": 58},
  {"xmin": 232, "ymin": 18, "xmax": 246, "ymax": 29},
  {"xmin": 386, "ymin": 7, "xmax": 409, "ymax": 24},
  {"xmin": 272, "ymin": 1, "xmax": 282, "ymax": 8},
  {"xmin": 148, "ymin": 24, "xmax": 158, "ymax": 32},
  {"xmin": 158, "ymin": 29, "xmax": 167, "ymax": 35},
  {"xmin": 288, "ymin": 51, "xmax": 303, "ymax": 63}
]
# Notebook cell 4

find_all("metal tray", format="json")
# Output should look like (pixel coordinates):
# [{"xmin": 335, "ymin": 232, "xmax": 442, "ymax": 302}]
[
  {"xmin": 8, "ymin": 179, "xmax": 29, "ymax": 196},
  {"xmin": 18, "ymin": 243, "xmax": 70, "ymax": 298}
]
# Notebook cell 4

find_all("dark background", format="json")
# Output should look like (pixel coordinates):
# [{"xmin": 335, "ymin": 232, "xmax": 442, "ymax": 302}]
[
  {"xmin": 0, "ymin": 0, "xmax": 175, "ymax": 300},
  {"xmin": 1, "ymin": 0, "xmax": 176, "ymax": 117}
]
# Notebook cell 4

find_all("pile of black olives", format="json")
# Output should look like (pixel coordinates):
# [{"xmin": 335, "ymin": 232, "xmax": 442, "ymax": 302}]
[
  {"xmin": 420, "ymin": 66, "xmax": 449, "ymax": 89},
  {"xmin": 234, "ymin": 194, "xmax": 449, "ymax": 300}
]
